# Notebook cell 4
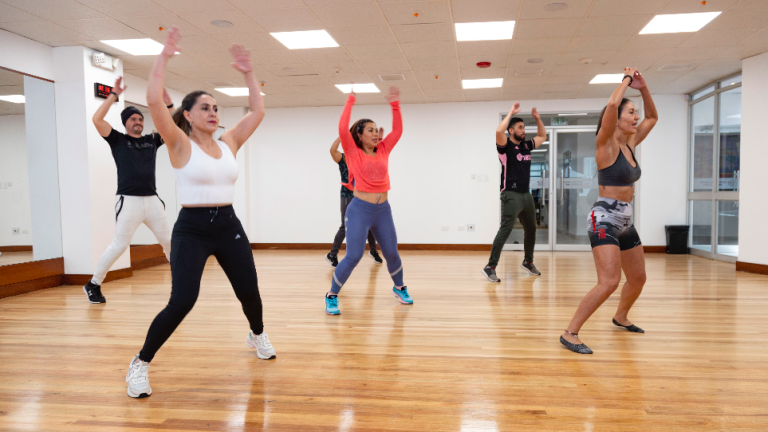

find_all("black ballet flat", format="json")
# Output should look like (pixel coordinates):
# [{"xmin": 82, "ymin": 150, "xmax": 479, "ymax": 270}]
[
  {"xmin": 560, "ymin": 331, "xmax": 593, "ymax": 354},
  {"xmin": 612, "ymin": 318, "xmax": 645, "ymax": 333}
]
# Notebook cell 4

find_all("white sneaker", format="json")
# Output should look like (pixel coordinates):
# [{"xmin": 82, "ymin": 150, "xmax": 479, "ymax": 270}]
[
  {"xmin": 246, "ymin": 330, "xmax": 277, "ymax": 359},
  {"xmin": 125, "ymin": 354, "xmax": 152, "ymax": 398}
]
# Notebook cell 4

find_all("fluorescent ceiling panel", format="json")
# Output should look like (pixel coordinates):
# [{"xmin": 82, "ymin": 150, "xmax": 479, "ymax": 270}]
[
  {"xmin": 101, "ymin": 38, "xmax": 168, "ymax": 56},
  {"xmin": 0, "ymin": 95, "xmax": 25, "ymax": 104},
  {"xmin": 335, "ymin": 83, "xmax": 380, "ymax": 93},
  {"xmin": 462, "ymin": 78, "xmax": 503, "ymax": 89},
  {"xmin": 455, "ymin": 21, "xmax": 515, "ymax": 41},
  {"xmin": 557, "ymin": 113, "xmax": 587, "ymax": 116},
  {"xmin": 214, "ymin": 88, "xmax": 265, "ymax": 96},
  {"xmin": 589, "ymin": 74, "xmax": 624, "ymax": 84},
  {"xmin": 639, "ymin": 12, "xmax": 721, "ymax": 34},
  {"xmin": 270, "ymin": 30, "xmax": 339, "ymax": 49}
]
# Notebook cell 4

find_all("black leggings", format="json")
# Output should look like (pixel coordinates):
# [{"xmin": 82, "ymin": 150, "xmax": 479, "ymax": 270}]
[{"xmin": 139, "ymin": 206, "xmax": 263, "ymax": 362}]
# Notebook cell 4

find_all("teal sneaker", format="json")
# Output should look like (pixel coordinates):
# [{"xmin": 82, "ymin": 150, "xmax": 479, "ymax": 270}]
[
  {"xmin": 325, "ymin": 295, "xmax": 340, "ymax": 315},
  {"xmin": 392, "ymin": 286, "xmax": 413, "ymax": 305}
]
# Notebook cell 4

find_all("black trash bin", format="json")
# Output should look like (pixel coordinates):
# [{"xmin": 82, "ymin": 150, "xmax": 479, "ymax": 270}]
[{"xmin": 665, "ymin": 225, "xmax": 690, "ymax": 254}]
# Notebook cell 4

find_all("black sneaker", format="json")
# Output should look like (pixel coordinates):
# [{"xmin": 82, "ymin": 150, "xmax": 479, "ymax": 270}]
[
  {"xmin": 481, "ymin": 266, "xmax": 501, "ymax": 282},
  {"xmin": 368, "ymin": 250, "xmax": 383, "ymax": 264},
  {"xmin": 521, "ymin": 260, "xmax": 541, "ymax": 276},
  {"xmin": 325, "ymin": 253, "xmax": 338, "ymax": 267},
  {"xmin": 83, "ymin": 281, "xmax": 106, "ymax": 304}
]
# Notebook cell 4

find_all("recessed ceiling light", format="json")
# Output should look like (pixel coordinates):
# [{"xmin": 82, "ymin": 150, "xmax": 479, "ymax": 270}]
[
  {"xmin": 101, "ymin": 38, "xmax": 169, "ymax": 56},
  {"xmin": 527, "ymin": 58, "xmax": 544, "ymax": 64},
  {"xmin": 214, "ymin": 87, "xmax": 265, "ymax": 96},
  {"xmin": 462, "ymin": 78, "xmax": 503, "ymax": 89},
  {"xmin": 211, "ymin": 20, "xmax": 233, "ymax": 28},
  {"xmin": 640, "ymin": 12, "xmax": 721, "ymax": 34},
  {"xmin": 455, "ymin": 21, "xmax": 515, "ymax": 41},
  {"xmin": 335, "ymin": 83, "xmax": 380, "ymax": 93},
  {"xmin": 0, "ymin": 95, "xmax": 25, "ymax": 104},
  {"xmin": 545, "ymin": 3, "xmax": 568, "ymax": 11},
  {"xmin": 270, "ymin": 30, "xmax": 339, "ymax": 49},
  {"xmin": 589, "ymin": 74, "xmax": 624, "ymax": 84}
]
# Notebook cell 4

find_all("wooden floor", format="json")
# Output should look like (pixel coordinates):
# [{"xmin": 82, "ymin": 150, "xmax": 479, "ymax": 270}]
[
  {"xmin": 0, "ymin": 251, "xmax": 33, "ymax": 266},
  {"xmin": 1, "ymin": 250, "xmax": 767, "ymax": 431}
]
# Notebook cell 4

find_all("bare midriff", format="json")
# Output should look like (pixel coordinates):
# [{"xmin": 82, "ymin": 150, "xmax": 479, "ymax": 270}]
[
  {"xmin": 598, "ymin": 185, "xmax": 634, "ymax": 204},
  {"xmin": 353, "ymin": 190, "xmax": 388, "ymax": 204}
]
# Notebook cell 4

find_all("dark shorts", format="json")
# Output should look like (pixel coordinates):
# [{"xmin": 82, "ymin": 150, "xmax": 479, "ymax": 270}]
[{"xmin": 587, "ymin": 197, "xmax": 642, "ymax": 251}]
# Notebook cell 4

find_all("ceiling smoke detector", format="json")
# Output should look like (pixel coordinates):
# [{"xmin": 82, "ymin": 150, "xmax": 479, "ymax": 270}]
[
  {"xmin": 476, "ymin": 61, "xmax": 491, "ymax": 68},
  {"xmin": 545, "ymin": 3, "xmax": 569, "ymax": 12},
  {"xmin": 379, "ymin": 74, "xmax": 406, "ymax": 82},
  {"xmin": 527, "ymin": 58, "xmax": 544, "ymax": 64},
  {"xmin": 211, "ymin": 20, "xmax": 233, "ymax": 28}
]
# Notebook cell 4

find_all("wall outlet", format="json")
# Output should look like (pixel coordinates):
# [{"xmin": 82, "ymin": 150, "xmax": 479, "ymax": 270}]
[
  {"xmin": 12, "ymin": 228, "xmax": 20, "ymax": 235},
  {"xmin": 458, "ymin": 226, "xmax": 466, "ymax": 231},
  {"xmin": 467, "ymin": 224, "xmax": 475, "ymax": 232},
  {"xmin": 441, "ymin": 226, "xmax": 449, "ymax": 231}
]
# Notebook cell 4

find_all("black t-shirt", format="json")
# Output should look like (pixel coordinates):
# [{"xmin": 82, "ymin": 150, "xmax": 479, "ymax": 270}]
[
  {"xmin": 497, "ymin": 138, "xmax": 534, "ymax": 192},
  {"xmin": 338, "ymin": 154, "xmax": 354, "ymax": 198},
  {"xmin": 103, "ymin": 128, "xmax": 164, "ymax": 196}
]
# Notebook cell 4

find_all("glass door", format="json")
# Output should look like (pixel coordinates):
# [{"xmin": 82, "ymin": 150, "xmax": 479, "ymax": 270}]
[{"xmin": 553, "ymin": 129, "xmax": 598, "ymax": 251}]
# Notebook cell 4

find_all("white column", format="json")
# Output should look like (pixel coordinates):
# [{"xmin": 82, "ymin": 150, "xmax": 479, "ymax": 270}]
[
  {"xmin": 53, "ymin": 46, "xmax": 128, "ymax": 275},
  {"xmin": 738, "ymin": 52, "xmax": 768, "ymax": 266},
  {"xmin": 24, "ymin": 76, "xmax": 63, "ymax": 261}
]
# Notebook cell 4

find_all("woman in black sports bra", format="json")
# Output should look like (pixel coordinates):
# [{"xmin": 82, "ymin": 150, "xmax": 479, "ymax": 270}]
[{"xmin": 560, "ymin": 67, "xmax": 658, "ymax": 354}]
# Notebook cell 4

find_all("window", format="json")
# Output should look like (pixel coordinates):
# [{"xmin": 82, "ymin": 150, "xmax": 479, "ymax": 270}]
[{"xmin": 687, "ymin": 73, "xmax": 741, "ymax": 262}]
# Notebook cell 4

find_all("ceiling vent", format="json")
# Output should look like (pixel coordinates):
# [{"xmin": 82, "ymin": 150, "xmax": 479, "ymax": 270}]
[
  {"xmin": 207, "ymin": 80, "xmax": 237, "ymax": 87},
  {"xmin": 515, "ymin": 68, "xmax": 544, "ymax": 77},
  {"xmin": 658, "ymin": 63, "xmax": 692, "ymax": 71},
  {"xmin": 379, "ymin": 73, "xmax": 406, "ymax": 82}
]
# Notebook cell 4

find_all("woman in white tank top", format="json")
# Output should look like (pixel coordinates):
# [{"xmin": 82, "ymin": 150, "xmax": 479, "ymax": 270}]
[{"xmin": 124, "ymin": 26, "xmax": 275, "ymax": 399}]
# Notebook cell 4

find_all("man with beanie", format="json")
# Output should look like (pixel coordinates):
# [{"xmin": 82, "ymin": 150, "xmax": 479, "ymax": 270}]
[{"xmin": 83, "ymin": 77, "xmax": 175, "ymax": 304}]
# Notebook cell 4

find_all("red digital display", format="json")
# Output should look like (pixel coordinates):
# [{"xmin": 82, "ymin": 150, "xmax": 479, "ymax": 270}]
[{"xmin": 94, "ymin": 83, "xmax": 117, "ymax": 101}]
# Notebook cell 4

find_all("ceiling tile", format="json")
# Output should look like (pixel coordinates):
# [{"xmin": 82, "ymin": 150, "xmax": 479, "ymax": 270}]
[
  {"xmin": 512, "ymin": 38, "xmax": 570, "ymax": 54},
  {"xmin": 588, "ymin": 0, "xmax": 666, "ymax": 16},
  {"xmin": 504, "ymin": 68, "xmax": 549, "ymax": 80},
  {"xmin": 161, "ymin": 53, "xmax": 210, "ymax": 69},
  {"xmin": 459, "ymin": 67, "xmax": 505, "ymax": 79},
  {"xmin": 259, "ymin": 84, "xmax": 302, "ymax": 95},
  {"xmin": 187, "ymin": 50, "xmax": 238, "ymax": 67},
  {"xmin": 611, "ymin": 47, "xmax": 673, "ymax": 64},
  {"xmin": 167, "ymin": 66, "xmax": 228, "ymax": 80},
  {"xmin": 291, "ymin": 82, "xmax": 338, "ymax": 93},
  {"xmin": 1, "ymin": 0, "xmax": 104, "ymax": 21},
  {"xmin": 410, "ymin": 56, "xmax": 459, "ymax": 70},
  {"xmin": 501, "ymin": 88, "xmax": 540, "ymax": 100},
  {"xmin": 732, "ymin": 0, "xmax": 768, "ymax": 10},
  {"xmin": 357, "ymin": 58, "xmax": 412, "ymax": 74},
  {"xmin": 515, "ymin": 18, "xmax": 582, "ymax": 39},
  {"xmin": 450, "ymin": 0, "xmax": 520, "ymax": 22},
  {"xmin": 180, "ymin": 11, "xmax": 264, "ymax": 35},
  {"xmin": 463, "ymin": 88, "xmax": 502, "ymax": 101},
  {"xmin": 329, "ymin": 26, "xmax": 397, "ymax": 46},
  {"xmin": 666, "ymin": 45, "xmax": 729, "ymax": 61},
  {"xmin": 598, "ymin": 61, "xmax": 655, "ymax": 73},
  {"xmin": 0, "ymin": 21, "xmax": 90, "ymax": 44},
  {"xmin": 545, "ymin": 75, "xmax": 592, "ymax": 84},
  {"xmin": 116, "ymin": 16, "xmax": 206, "ymax": 39},
  {"xmin": 557, "ymin": 51, "xmax": 616, "ymax": 65},
  {"xmin": 520, "ymin": 0, "xmax": 592, "ymax": 19},
  {"xmin": 659, "ymin": 0, "xmax": 739, "ymax": 14},
  {"xmin": 401, "ymin": 41, "xmax": 456, "ymax": 58},
  {"xmin": 346, "ymin": 44, "xmax": 405, "ymax": 60},
  {"xmin": 0, "ymin": 70, "xmax": 25, "ymax": 85},
  {"xmin": 75, "ymin": 0, "xmax": 169, "ymax": 18},
  {"xmin": 391, "ymin": 23, "xmax": 454, "ymax": 43},
  {"xmin": 551, "ymin": 63, "xmax": 604, "ymax": 76},
  {"xmin": 151, "ymin": 0, "xmax": 238, "ymax": 15},
  {"xmin": 309, "ymin": 61, "xmax": 365, "ymax": 75},
  {"xmin": 575, "ymin": 85, "xmax": 615, "ymax": 98},
  {"xmin": 55, "ymin": 18, "xmax": 147, "ymax": 40},
  {"xmin": 118, "ymin": 56, "xmax": 154, "ymax": 70},
  {"xmin": 681, "ymin": 29, "xmax": 758, "ymax": 48},
  {"xmin": 229, "ymin": 0, "xmax": 306, "ymax": 9},
  {"xmin": 693, "ymin": 59, "xmax": 743, "ymax": 74},
  {"xmin": 261, "ymin": 63, "xmax": 317, "ymax": 76},
  {"xmin": 380, "ymin": 2, "xmax": 451, "ymax": 25},
  {"xmin": 311, "ymin": 93, "xmax": 349, "ymax": 106},
  {"xmin": 0, "ymin": 3, "xmax": 43, "ymax": 23},
  {"xmin": 322, "ymin": 72, "xmax": 372, "ymax": 84},
  {"xmin": 457, "ymin": 40, "xmax": 511, "ymax": 56},
  {"xmin": 175, "ymin": 35, "xmax": 227, "ymax": 53},
  {"xmin": 303, "ymin": 0, "xmax": 376, "ymax": 6},
  {"xmin": 249, "ymin": 49, "xmax": 304, "ymax": 65},
  {"xmin": 714, "ymin": 44, "xmax": 768, "ymax": 60},
  {"xmin": 310, "ymin": 3, "xmax": 386, "ymax": 28},
  {"xmin": 415, "ymin": 69, "xmax": 461, "ymax": 90},
  {"xmin": 623, "ymin": 33, "xmax": 693, "ymax": 50},
  {"xmin": 578, "ymin": 15, "xmax": 653, "ymax": 36},
  {"xmin": 567, "ymin": 34, "xmax": 633, "ymax": 52},
  {"xmin": 211, "ymin": 33, "xmax": 285, "ymax": 51},
  {"xmin": 292, "ymin": 47, "xmax": 352, "ymax": 63},
  {"xmin": 460, "ymin": 55, "xmax": 508, "ymax": 69},
  {"xmin": 545, "ymin": 83, "xmax": 586, "ymax": 92},
  {"xmin": 537, "ymin": 90, "xmax": 578, "ymax": 99},
  {"xmin": 701, "ymin": 9, "xmax": 768, "ymax": 32},
  {"xmin": 243, "ymin": 8, "xmax": 323, "ymax": 33}
]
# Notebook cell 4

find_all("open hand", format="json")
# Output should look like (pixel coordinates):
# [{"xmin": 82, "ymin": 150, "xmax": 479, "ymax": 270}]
[
  {"xmin": 229, "ymin": 44, "xmax": 253, "ymax": 74},
  {"xmin": 629, "ymin": 70, "xmax": 647, "ymax": 89},
  {"xmin": 162, "ymin": 26, "xmax": 181, "ymax": 57},
  {"xmin": 510, "ymin": 102, "xmax": 521, "ymax": 115},
  {"xmin": 531, "ymin": 107, "xmax": 540, "ymax": 119},
  {"xmin": 112, "ymin": 77, "xmax": 126, "ymax": 96},
  {"xmin": 378, "ymin": 127, "xmax": 385, "ymax": 138},
  {"xmin": 385, "ymin": 86, "xmax": 400, "ymax": 103}
]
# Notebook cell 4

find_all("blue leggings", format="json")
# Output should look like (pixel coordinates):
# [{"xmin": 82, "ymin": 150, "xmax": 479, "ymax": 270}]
[{"xmin": 331, "ymin": 198, "xmax": 404, "ymax": 294}]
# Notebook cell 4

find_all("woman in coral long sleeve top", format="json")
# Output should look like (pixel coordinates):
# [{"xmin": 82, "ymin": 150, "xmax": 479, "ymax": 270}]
[{"xmin": 324, "ymin": 86, "xmax": 412, "ymax": 315}]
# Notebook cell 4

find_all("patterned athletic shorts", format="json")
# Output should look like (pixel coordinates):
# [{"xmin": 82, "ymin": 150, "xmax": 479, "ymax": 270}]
[{"xmin": 587, "ymin": 197, "xmax": 642, "ymax": 251}]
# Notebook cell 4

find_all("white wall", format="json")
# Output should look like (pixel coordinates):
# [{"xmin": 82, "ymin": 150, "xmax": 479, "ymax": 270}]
[
  {"xmin": 247, "ymin": 97, "xmax": 689, "ymax": 246},
  {"xmin": 738, "ymin": 51, "xmax": 768, "ymax": 265},
  {"xmin": 0, "ymin": 29, "xmax": 54, "ymax": 81},
  {"xmin": 0, "ymin": 115, "xmax": 32, "ymax": 247},
  {"xmin": 635, "ymin": 94, "xmax": 689, "ymax": 246}
]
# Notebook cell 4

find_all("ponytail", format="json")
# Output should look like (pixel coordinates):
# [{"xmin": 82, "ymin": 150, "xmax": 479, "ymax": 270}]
[{"xmin": 172, "ymin": 90, "xmax": 211, "ymax": 136}]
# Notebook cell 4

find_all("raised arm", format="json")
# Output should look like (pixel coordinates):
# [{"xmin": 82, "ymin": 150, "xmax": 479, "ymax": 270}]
[
  {"xmin": 338, "ymin": 93, "xmax": 357, "ymax": 155},
  {"xmin": 378, "ymin": 87, "xmax": 402, "ymax": 152},
  {"xmin": 330, "ymin": 137, "xmax": 342, "ymax": 163},
  {"xmin": 596, "ymin": 67, "xmax": 635, "ymax": 148},
  {"xmin": 92, "ymin": 77, "xmax": 124, "ymax": 137},
  {"xmin": 497, "ymin": 102, "xmax": 521, "ymax": 146},
  {"xmin": 221, "ymin": 44, "xmax": 265, "ymax": 154},
  {"xmin": 632, "ymin": 71, "xmax": 658, "ymax": 147},
  {"xmin": 531, "ymin": 107, "xmax": 546, "ymax": 149},
  {"xmin": 147, "ymin": 26, "xmax": 185, "ymax": 151}
]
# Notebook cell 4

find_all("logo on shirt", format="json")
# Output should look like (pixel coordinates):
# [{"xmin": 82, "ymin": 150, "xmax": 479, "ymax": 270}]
[{"xmin": 517, "ymin": 154, "xmax": 531, "ymax": 161}]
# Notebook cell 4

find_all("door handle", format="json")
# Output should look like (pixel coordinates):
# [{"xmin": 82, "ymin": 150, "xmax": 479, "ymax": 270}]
[{"xmin": 560, "ymin": 169, "xmax": 565, "ymax": 201}]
